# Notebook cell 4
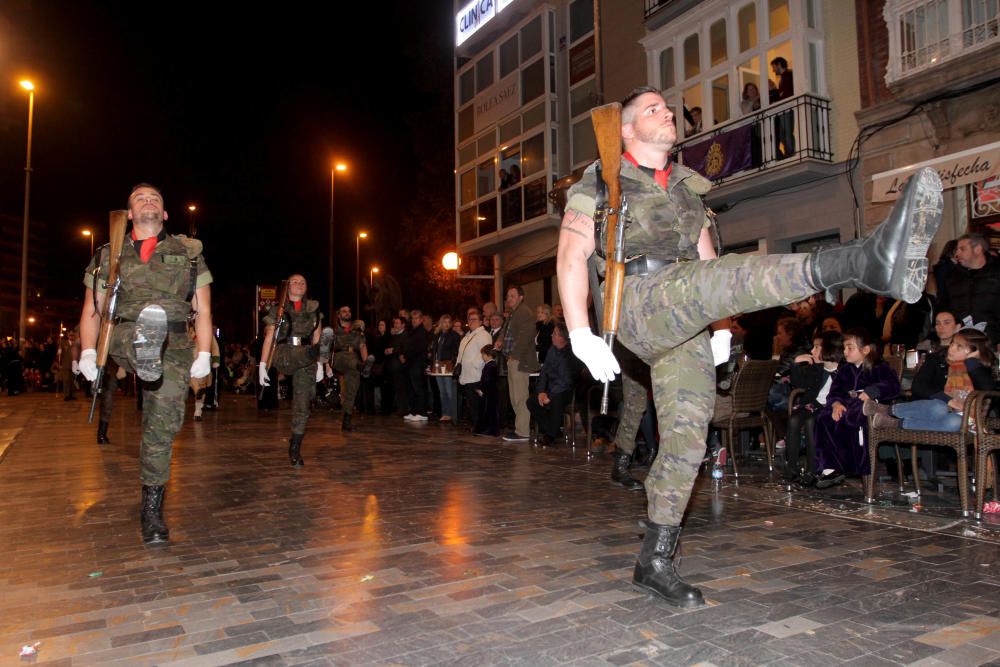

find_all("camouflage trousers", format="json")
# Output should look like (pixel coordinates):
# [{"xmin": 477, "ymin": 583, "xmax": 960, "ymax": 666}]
[
  {"xmin": 111, "ymin": 324, "xmax": 190, "ymax": 486},
  {"xmin": 612, "ymin": 345, "xmax": 650, "ymax": 456},
  {"xmin": 616, "ymin": 253, "xmax": 814, "ymax": 526},
  {"xmin": 331, "ymin": 351, "xmax": 360, "ymax": 413},
  {"xmin": 273, "ymin": 343, "xmax": 319, "ymax": 436}
]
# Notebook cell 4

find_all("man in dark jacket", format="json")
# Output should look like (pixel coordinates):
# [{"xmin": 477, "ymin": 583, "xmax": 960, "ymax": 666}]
[
  {"xmin": 401, "ymin": 309, "xmax": 431, "ymax": 421},
  {"xmin": 527, "ymin": 322, "xmax": 575, "ymax": 446},
  {"xmin": 942, "ymin": 233, "xmax": 1000, "ymax": 344}
]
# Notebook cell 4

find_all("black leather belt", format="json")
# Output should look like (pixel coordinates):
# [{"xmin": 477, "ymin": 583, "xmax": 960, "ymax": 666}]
[
  {"xmin": 623, "ymin": 255, "xmax": 690, "ymax": 277},
  {"xmin": 116, "ymin": 317, "xmax": 187, "ymax": 333}
]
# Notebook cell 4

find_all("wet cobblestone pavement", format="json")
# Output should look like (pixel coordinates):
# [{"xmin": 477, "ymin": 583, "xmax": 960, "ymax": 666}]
[{"xmin": 1, "ymin": 392, "xmax": 998, "ymax": 666}]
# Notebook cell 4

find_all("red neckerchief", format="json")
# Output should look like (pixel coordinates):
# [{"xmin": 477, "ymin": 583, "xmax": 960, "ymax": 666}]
[
  {"xmin": 292, "ymin": 300, "xmax": 302, "ymax": 313},
  {"xmin": 623, "ymin": 152, "xmax": 672, "ymax": 190},
  {"xmin": 130, "ymin": 230, "xmax": 159, "ymax": 263}
]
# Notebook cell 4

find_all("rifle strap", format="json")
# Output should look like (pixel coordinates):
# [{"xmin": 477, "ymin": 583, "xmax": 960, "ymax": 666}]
[
  {"xmin": 594, "ymin": 162, "xmax": 607, "ymax": 260},
  {"xmin": 187, "ymin": 258, "xmax": 198, "ymax": 303}
]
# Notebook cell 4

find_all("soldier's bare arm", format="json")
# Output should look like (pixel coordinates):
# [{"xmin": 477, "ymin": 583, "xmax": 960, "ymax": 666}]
[
  {"xmin": 192, "ymin": 285, "xmax": 213, "ymax": 354},
  {"xmin": 556, "ymin": 208, "xmax": 596, "ymax": 333},
  {"xmin": 79, "ymin": 287, "xmax": 106, "ymax": 350}
]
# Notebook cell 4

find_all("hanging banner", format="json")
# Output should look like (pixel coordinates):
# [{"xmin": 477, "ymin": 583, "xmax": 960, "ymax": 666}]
[
  {"xmin": 871, "ymin": 141, "xmax": 1000, "ymax": 202},
  {"xmin": 681, "ymin": 124, "xmax": 753, "ymax": 182}
]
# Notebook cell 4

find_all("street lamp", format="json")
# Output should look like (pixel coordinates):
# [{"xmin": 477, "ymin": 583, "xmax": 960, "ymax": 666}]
[
  {"xmin": 329, "ymin": 162, "xmax": 348, "ymax": 319},
  {"xmin": 18, "ymin": 79, "xmax": 35, "ymax": 350},
  {"xmin": 355, "ymin": 231, "xmax": 368, "ymax": 321},
  {"xmin": 82, "ymin": 229, "xmax": 94, "ymax": 257},
  {"xmin": 442, "ymin": 252, "xmax": 460, "ymax": 271},
  {"xmin": 370, "ymin": 265, "xmax": 379, "ymax": 288},
  {"xmin": 187, "ymin": 204, "xmax": 198, "ymax": 237}
]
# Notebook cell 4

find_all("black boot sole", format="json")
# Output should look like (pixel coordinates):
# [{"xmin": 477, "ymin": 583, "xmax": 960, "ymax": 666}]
[{"xmin": 632, "ymin": 579, "xmax": 705, "ymax": 608}]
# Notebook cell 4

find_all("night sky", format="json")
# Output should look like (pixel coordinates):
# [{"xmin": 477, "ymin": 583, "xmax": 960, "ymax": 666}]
[{"xmin": 1, "ymin": 2, "xmax": 456, "ymax": 338}]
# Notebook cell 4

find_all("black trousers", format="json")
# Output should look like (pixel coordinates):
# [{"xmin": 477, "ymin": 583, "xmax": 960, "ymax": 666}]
[
  {"xmin": 406, "ymin": 363, "xmax": 428, "ymax": 415},
  {"xmin": 786, "ymin": 408, "xmax": 817, "ymax": 473},
  {"xmin": 527, "ymin": 390, "xmax": 572, "ymax": 438}
]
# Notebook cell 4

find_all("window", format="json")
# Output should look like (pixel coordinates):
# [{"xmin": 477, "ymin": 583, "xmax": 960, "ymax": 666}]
[
  {"xmin": 458, "ymin": 143, "xmax": 477, "ymax": 167},
  {"xmin": 458, "ymin": 106, "xmax": 474, "ymax": 143},
  {"xmin": 571, "ymin": 79, "xmax": 598, "ymax": 117},
  {"xmin": 521, "ymin": 16, "xmax": 542, "ymax": 62},
  {"xmin": 683, "ymin": 83, "xmax": 703, "ymax": 136},
  {"xmin": 711, "ymin": 74, "xmax": 730, "ymax": 124},
  {"xmin": 459, "ymin": 69, "xmax": 475, "ymax": 105},
  {"xmin": 460, "ymin": 169, "xmax": 476, "ymax": 205},
  {"xmin": 476, "ymin": 52, "xmax": 494, "ymax": 92},
  {"xmin": 769, "ymin": 0, "xmax": 790, "ymax": 38},
  {"xmin": 660, "ymin": 47, "xmax": 675, "ymax": 89},
  {"xmin": 738, "ymin": 56, "xmax": 762, "ymax": 114},
  {"xmin": 710, "ymin": 19, "xmax": 727, "ymax": 66},
  {"xmin": 500, "ymin": 35, "xmax": 519, "ymax": 78},
  {"xmin": 684, "ymin": 33, "xmax": 700, "ymax": 79},
  {"xmin": 478, "ymin": 198, "xmax": 497, "ymax": 235},
  {"xmin": 500, "ymin": 146, "xmax": 522, "ymax": 188},
  {"xmin": 460, "ymin": 208, "xmax": 477, "ymax": 242},
  {"xmin": 523, "ymin": 103, "xmax": 545, "ymax": 130},
  {"xmin": 522, "ymin": 59, "xmax": 545, "ymax": 105},
  {"xmin": 570, "ymin": 0, "xmax": 594, "ymax": 42},
  {"xmin": 572, "ymin": 117, "xmax": 597, "ymax": 165},
  {"xmin": 477, "ymin": 159, "xmax": 495, "ymax": 197},
  {"xmin": 522, "ymin": 133, "xmax": 545, "ymax": 177},
  {"xmin": 502, "ymin": 188, "xmax": 523, "ymax": 227},
  {"xmin": 738, "ymin": 3, "xmax": 758, "ymax": 52},
  {"xmin": 499, "ymin": 116, "xmax": 521, "ymax": 144}
]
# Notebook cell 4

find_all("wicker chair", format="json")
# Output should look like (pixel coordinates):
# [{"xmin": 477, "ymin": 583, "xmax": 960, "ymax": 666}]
[
  {"xmin": 865, "ymin": 391, "xmax": 984, "ymax": 516},
  {"xmin": 974, "ymin": 391, "xmax": 1000, "ymax": 520},
  {"xmin": 711, "ymin": 359, "xmax": 780, "ymax": 478}
]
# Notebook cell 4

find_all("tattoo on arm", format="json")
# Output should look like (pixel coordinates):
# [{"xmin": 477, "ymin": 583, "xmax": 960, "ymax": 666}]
[{"xmin": 560, "ymin": 225, "xmax": 589, "ymax": 239}]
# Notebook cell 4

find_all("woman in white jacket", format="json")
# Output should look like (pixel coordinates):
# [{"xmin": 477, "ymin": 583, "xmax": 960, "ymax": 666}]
[{"xmin": 457, "ymin": 311, "xmax": 493, "ymax": 428}]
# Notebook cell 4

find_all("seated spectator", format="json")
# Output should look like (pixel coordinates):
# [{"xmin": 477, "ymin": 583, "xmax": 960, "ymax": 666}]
[
  {"xmin": 915, "ymin": 309, "xmax": 960, "ymax": 353},
  {"xmin": 878, "ymin": 328, "xmax": 996, "ymax": 432},
  {"xmin": 783, "ymin": 331, "xmax": 844, "ymax": 485},
  {"xmin": 819, "ymin": 315, "xmax": 843, "ymax": 334},
  {"xmin": 768, "ymin": 316, "xmax": 810, "ymax": 415},
  {"xmin": 813, "ymin": 329, "xmax": 901, "ymax": 489},
  {"xmin": 526, "ymin": 322, "xmax": 574, "ymax": 447}
]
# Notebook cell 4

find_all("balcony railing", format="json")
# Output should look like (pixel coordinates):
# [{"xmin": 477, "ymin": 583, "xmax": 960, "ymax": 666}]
[
  {"xmin": 644, "ymin": 0, "xmax": 678, "ymax": 20},
  {"xmin": 886, "ymin": 0, "xmax": 1000, "ymax": 82},
  {"xmin": 671, "ymin": 93, "xmax": 833, "ymax": 187}
]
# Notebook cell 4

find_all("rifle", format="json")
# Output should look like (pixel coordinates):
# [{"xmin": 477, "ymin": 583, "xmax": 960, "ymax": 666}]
[
  {"xmin": 591, "ymin": 102, "xmax": 626, "ymax": 415},
  {"xmin": 259, "ymin": 280, "xmax": 289, "ymax": 399},
  {"xmin": 88, "ymin": 210, "xmax": 128, "ymax": 423}
]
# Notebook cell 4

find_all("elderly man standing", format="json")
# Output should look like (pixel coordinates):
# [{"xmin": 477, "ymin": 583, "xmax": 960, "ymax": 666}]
[{"xmin": 498, "ymin": 285, "xmax": 539, "ymax": 441}]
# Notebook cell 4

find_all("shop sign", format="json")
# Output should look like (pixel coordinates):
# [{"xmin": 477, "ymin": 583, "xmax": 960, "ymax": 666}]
[{"xmin": 872, "ymin": 141, "xmax": 1000, "ymax": 202}]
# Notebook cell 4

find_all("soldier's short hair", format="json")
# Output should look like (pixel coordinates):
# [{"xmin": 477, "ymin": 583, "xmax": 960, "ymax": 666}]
[
  {"xmin": 129, "ymin": 182, "xmax": 163, "ymax": 203},
  {"xmin": 621, "ymin": 86, "xmax": 662, "ymax": 124}
]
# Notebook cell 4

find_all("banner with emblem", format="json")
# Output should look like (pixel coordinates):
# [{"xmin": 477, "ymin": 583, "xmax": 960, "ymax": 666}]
[{"xmin": 680, "ymin": 125, "xmax": 753, "ymax": 182}]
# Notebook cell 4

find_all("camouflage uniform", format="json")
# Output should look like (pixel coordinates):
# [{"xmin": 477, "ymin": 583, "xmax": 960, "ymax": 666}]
[
  {"xmin": 84, "ymin": 234, "xmax": 212, "ymax": 485},
  {"xmin": 566, "ymin": 160, "xmax": 814, "ymax": 526},
  {"xmin": 330, "ymin": 325, "xmax": 363, "ymax": 414},
  {"xmin": 264, "ymin": 300, "xmax": 321, "ymax": 435}
]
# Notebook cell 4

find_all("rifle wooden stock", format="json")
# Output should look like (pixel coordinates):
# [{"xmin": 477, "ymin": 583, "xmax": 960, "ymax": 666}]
[
  {"xmin": 259, "ymin": 281, "xmax": 289, "ymax": 400},
  {"xmin": 88, "ymin": 210, "xmax": 128, "ymax": 422},
  {"xmin": 591, "ymin": 103, "xmax": 624, "ymax": 414}
]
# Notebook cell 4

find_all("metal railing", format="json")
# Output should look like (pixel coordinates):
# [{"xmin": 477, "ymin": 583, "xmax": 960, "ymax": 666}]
[
  {"xmin": 888, "ymin": 0, "xmax": 1000, "ymax": 81},
  {"xmin": 671, "ymin": 93, "xmax": 833, "ymax": 187}
]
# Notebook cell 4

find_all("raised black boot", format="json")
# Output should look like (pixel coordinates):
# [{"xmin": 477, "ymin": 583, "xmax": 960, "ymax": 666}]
[
  {"xmin": 611, "ymin": 451, "xmax": 644, "ymax": 491},
  {"xmin": 140, "ymin": 485, "xmax": 169, "ymax": 544},
  {"xmin": 289, "ymin": 434, "xmax": 304, "ymax": 467},
  {"xmin": 96, "ymin": 420, "xmax": 111, "ymax": 445},
  {"xmin": 342, "ymin": 413, "xmax": 353, "ymax": 432},
  {"xmin": 633, "ymin": 520, "xmax": 704, "ymax": 608},
  {"xmin": 809, "ymin": 167, "xmax": 942, "ymax": 304}
]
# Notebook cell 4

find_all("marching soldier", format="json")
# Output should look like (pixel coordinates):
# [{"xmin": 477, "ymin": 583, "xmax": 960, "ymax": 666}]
[
  {"xmin": 327, "ymin": 305, "xmax": 368, "ymax": 432},
  {"xmin": 258, "ymin": 275, "xmax": 333, "ymax": 466},
  {"xmin": 79, "ymin": 183, "xmax": 213, "ymax": 544}
]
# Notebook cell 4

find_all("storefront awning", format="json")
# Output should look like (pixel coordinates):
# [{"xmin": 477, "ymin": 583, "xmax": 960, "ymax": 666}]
[{"xmin": 871, "ymin": 141, "xmax": 1000, "ymax": 202}]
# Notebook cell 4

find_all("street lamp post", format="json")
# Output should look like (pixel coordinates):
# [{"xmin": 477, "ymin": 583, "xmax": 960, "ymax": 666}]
[
  {"xmin": 370, "ymin": 265, "xmax": 379, "ymax": 288},
  {"xmin": 329, "ymin": 163, "xmax": 348, "ymax": 320},
  {"xmin": 82, "ymin": 229, "xmax": 94, "ymax": 257},
  {"xmin": 187, "ymin": 204, "xmax": 198, "ymax": 237},
  {"xmin": 355, "ymin": 232, "xmax": 368, "ymax": 322},
  {"xmin": 18, "ymin": 79, "xmax": 35, "ymax": 350}
]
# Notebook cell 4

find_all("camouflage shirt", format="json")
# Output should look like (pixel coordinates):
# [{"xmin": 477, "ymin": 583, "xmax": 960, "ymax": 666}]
[
  {"xmin": 565, "ymin": 159, "xmax": 712, "ymax": 270},
  {"xmin": 264, "ymin": 300, "xmax": 321, "ymax": 341},
  {"xmin": 83, "ymin": 233, "xmax": 212, "ymax": 323},
  {"xmin": 332, "ymin": 325, "xmax": 364, "ymax": 354}
]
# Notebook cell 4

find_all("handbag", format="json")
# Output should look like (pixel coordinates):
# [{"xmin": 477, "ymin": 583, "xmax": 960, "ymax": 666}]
[{"xmin": 451, "ymin": 362, "xmax": 462, "ymax": 379}]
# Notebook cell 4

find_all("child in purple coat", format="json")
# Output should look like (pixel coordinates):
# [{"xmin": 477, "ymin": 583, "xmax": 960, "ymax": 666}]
[{"xmin": 814, "ymin": 328, "xmax": 900, "ymax": 488}]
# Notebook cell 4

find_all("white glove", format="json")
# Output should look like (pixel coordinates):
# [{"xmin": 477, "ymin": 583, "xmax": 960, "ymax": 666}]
[
  {"xmin": 569, "ymin": 328, "xmax": 620, "ymax": 383},
  {"xmin": 190, "ymin": 351, "xmax": 211, "ymax": 379},
  {"xmin": 711, "ymin": 329, "xmax": 732, "ymax": 367},
  {"xmin": 71, "ymin": 360, "xmax": 81, "ymax": 376},
  {"xmin": 258, "ymin": 362, "xmax": 271, "ymax": 387},
  {"xmin": 79, "ymin": 349, "xmax": 98, "ymax": 382},
  {"xmin": 315, "ymin": 362, "xmax": 324, "ymax": 382}
]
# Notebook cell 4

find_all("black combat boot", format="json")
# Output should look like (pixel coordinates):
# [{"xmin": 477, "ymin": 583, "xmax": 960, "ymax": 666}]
[
  {"xmin": 289, "ymin": 434, "xmax": 304, "ymax": 467},
  {"xmin": 633, "ymin": 520, "xmax": 704, "ymax": 608},
  {"xmin": 140, "ymin": 485, "xmax": 169, "ymax": 544},
  {"xmin": 97, "ymin": 420, "xmax": 111, "ymax": 445},
  {"xmin": 809, "ymin": 167, "xmax": 942, "ymax": 304},
  {"xmin": 612, "ymin": 451, "xmax": 644, "ymax": 491},
  {"xmin": 342, "ymin": 413, "xmax": 353, "ymax": 432}
]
